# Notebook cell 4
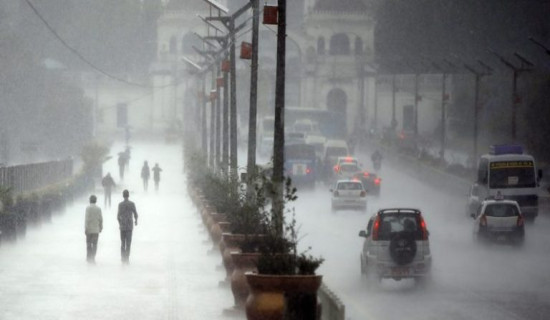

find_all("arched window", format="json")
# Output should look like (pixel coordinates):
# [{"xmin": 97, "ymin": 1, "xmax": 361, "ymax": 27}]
[
  {"xmin": 169, "ymin": 36, "xmax": 177, "ymax": 54},
  {"xmin": 329, "ymin": 34, "xmax": 350, "ymax": 55},
  {"xmin": 317, "ymin": 37, "xmax": 325, "ymax": 55},
  {"xmin": 355, "ymin": 37, "xmax": 363, "ymax": 55},
  {"xmin": 326, "ymin": 88, "xmax": 347, "ymax": 114}
]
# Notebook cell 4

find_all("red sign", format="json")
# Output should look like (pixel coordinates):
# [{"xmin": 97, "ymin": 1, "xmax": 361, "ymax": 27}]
[
  {"xmin": 263, "ymin": 5, "xmax": 278, "ymax": 25},
  {"xmin": 240, "ymin": 42, "xmax": 252, "ymax": 59}
]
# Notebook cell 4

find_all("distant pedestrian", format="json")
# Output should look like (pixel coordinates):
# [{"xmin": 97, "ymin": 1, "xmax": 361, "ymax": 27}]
[
  {"xmin": 85, "ymin": 195, "xmax": 103, "ymax": 264},
  {"xmin": 141, "ymin": 161, "xmax": 150, "ymax": 191},
  {"xmin": 118, "ymin": 153, "xmax": 126, "ymax": 180},
  {"xmin": 101, "ymin": 172, "xmax": 116, "ymax": 208},
  {"xmin": 152, "ymin": 163, "xmax": 162, "ymax": 191},
  {"xmin": 117, "ymin": 190, "xmax": 138, "ymax": 263}
]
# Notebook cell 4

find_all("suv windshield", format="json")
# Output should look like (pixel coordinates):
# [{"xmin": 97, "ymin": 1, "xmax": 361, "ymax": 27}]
[
  {"xmin": 489, "ymin": 161, "xmax": 536, "ymax": 188},
  {"xmin": 377, "ymin": 214, "xmax": 421, "ymax": 241},
  {"xmin": 484, "ymin": 203, "xmax": 519, "ymax": 217}
]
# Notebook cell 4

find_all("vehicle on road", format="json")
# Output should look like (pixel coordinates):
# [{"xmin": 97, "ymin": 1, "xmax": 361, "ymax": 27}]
[
  {"xmin": 330, "ymin": 179, "xmax": 367, "ymax": 211},
  {"xmin": 471, "ymin": 195, "xmax": 525, "ymax": 245},
  {"xmin": 322, "ymin": 140, "xmax": 350, "ymax": 183},
  {"xmin": 352, "ymin": 171, "xmax": 381, "ymax": 196},
  {"xmin": 285, "ymin": 143, "xmax": 317, "ymax": 188},
  {"xmin": 469, "ymin": 144, "xmax": 542, "ymax": 220},
  {"xmin": 359, "ymin": 208, "xmax": 431, "ymax": 284},
  {"xmin": 333, "ymin": 156, "xmax": 362, "ymax": 181}
]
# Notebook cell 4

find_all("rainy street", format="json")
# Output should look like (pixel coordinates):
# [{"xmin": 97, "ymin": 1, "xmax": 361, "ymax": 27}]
[{"xmin": 289, "ymin": 145, "xmax": 550, "ymax": 320}]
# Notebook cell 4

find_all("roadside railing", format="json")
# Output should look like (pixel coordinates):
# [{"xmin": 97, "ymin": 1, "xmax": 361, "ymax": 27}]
[
  {"xmin": 0, "ymin": 159, "xmax": 73, "ymax": 194},
  {"xmin": 319, "ymin": 283, "xmax": 346, "ymax": 320}
]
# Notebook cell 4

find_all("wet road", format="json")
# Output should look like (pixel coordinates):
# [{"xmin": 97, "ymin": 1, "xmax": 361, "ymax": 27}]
[
  {"xmin": 0, "ymin": 141, "xmax": 234, "ymax": 320},
  {"xmin": 289, "ymin": 146, "xmax": 550, "ymax": 320}
]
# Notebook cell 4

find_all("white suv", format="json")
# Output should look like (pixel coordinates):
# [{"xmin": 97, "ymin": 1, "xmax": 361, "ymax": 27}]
[{"xmin": 359, "ymin": 208, "xmax": 431, "ymax": 284}]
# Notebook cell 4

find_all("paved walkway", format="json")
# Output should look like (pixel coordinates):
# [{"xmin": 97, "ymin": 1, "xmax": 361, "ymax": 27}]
[{"xmin": 0, "ymin": 140, "xmax": 236, "ymax": 320}]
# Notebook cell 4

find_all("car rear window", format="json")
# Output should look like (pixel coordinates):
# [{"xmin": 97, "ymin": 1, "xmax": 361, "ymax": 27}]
[
  {"xmin": 340, "ymin": 164, "xmax": 359, "ymax": 173},
  {"xmin": 377, "ymin": 214, "xmax": 422, "ymax": 240},
  {"xmin": 337, "ymin": 182, "xmax": 363, "ymax": 190},
  {"xmin": 484, "ymin": 203, "xmax": 519, "ymax": 217}
]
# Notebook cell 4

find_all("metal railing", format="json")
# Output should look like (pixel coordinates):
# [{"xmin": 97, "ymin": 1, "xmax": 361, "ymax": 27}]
[
  {"xmin": 0, "ymin": 159, "xmax": 73, "ymax": 194},
  {"xmin": 319, "ymin": 283, "xmax": 346, "ymax": 320}
]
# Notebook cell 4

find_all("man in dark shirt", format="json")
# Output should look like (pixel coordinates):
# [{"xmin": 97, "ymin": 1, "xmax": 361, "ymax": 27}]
[{"xmin": 117, "ymin": 189, "xmax": 138, "ymax": 263}]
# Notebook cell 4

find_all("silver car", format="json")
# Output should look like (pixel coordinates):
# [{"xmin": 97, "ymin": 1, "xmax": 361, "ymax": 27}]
[
  {"xmin": 359, "ymin": 208, "xmax": 432, "ymax": 284},
  {"xmin": 331, "ymin": 179, "xmax": 367, "ymax": 211}
]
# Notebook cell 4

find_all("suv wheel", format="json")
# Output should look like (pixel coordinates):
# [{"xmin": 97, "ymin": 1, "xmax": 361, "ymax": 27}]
[{"xmin": 389, "ymin": 232, "xmax": 417, "ymax": 265}]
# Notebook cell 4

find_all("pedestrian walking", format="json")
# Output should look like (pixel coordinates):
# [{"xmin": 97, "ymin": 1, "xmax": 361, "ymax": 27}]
[
  {"xmin": 85, "ymin": 195, "xmax": 103, "ymax": 264},
  {"xmin": 118, "ymin": 153, "xmax": 126, "ymax": 180},
  {"xmin": 101, "ymin": 172, "xmax": 116, "ymax": 208},
  {"xmin": 141, "ymin": 161, "xmax": 150, "ymax": 191},
  {"xmin": 117, "ymin": 190, "xmax": 138, "ymax": 263},
  {"xmin": 152, "ymin": 163, "xmax": 162, "ymax": 191}
]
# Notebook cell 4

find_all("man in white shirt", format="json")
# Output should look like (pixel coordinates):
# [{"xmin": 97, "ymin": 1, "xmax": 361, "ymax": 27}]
[{"xmin": 85, "ymin": 195, "xmax": 103, "ymax": 263}]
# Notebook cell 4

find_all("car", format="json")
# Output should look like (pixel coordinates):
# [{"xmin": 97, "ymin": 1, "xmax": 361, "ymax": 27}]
[
  {"xmin": 286, "ymin": 132, "xmax": 306, "ymax": 145},
  {"xmin": 471, "ymin": 195, "xmax": 525, "ymax": 245},
  {"xmin": 292, "ymin": 119, "xmax": 321, "ymax": 136},
  {"xmin": 352, "ymin": 171, "xmax": 381, "ymax": 196},
  {"xmin": 305, "ymin": 134, "xmax": 326, "ymax": 160},
  {"xmin": 358, "ymin": 208, "xmax": 431, "ymax": 284},
  {"xmin": 330, "ymin": 179, "xmax": 367, "ymax": 211}
]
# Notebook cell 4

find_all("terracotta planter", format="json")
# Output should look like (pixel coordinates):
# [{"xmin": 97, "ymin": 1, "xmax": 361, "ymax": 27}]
[
  {"xmin": 220, "ymin": 234, "xmax": 246, "ymax": 278},
  {"xmin": 230, "ymin": 253, "xmax": 260, "ymax": 308},
  {"xmin": 209, "ymin": 214, "xmax": 228, "ymax": 244},
  {"xmin": 245, "ymin": 273, "xmax": 323, "ymax": 320},
  {"xmin": 219, "ymin": 222, "xmax": 232, "ymax": 233}
]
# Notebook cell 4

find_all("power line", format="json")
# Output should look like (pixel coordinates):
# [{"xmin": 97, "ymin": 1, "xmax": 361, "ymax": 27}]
[{"xmin": 22, "ymin": 0, "xmax": 164, "ymax": 89}]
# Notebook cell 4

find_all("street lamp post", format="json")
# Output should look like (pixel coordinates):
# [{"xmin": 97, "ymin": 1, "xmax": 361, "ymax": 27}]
[
  {"xmin": 246, "ymin": 0, "xmax": 260, "ymax": 192},
  {"xmin": 272, "ymin": 0, "xmax": 287, "ymax": 236},
  {"xmin": 464, "ymin": 61, "xmax": 491, "ymax": 161}
]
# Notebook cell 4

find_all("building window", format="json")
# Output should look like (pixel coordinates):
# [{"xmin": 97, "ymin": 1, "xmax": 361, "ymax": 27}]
[
  {"xmin": 329, "ymin": 33, "xmax": 350, "ymax": 55},
  {"xmin": 169, "ymin": 36, "xmax": 177, "ymax": 54},
  {"xmin": 317, "ymin": 37, "xmax": 325, "ymax": 55},
  {"xmin": 355, "ymin": 37, "xmax": 363, "ymax": 55}
]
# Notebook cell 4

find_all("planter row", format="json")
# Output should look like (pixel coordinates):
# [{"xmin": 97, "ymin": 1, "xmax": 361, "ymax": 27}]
[
  {"xmin": 187, "ymin": 184, "xmax": 324, "ymax": 320},
  {"xmin": 0, "ymin": 172, "xmax": 92, "ymax": 247}
]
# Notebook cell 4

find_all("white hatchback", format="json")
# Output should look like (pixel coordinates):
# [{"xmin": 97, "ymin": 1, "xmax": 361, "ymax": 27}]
[
  {"xmin": 330, "ymin": 179, "xmax": 367, "ymax": 211},
  {"xmin": 472, "ymin": 198, "xmax": 525, "ymax": 245},
  {"xmin": 359, "ymin": 208, "xmax": 432, "ymax": 284}
]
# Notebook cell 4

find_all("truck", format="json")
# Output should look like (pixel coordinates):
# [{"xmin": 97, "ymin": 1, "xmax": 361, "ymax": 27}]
[{"xmin": 467, "ymin": 145, "xmax": 542, "ymax": 220}]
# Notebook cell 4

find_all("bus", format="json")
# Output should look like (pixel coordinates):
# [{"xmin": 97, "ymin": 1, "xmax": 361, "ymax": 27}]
[
  {"xmin": 284, "ymin": 143, "xmax": 317, "ymax": 188},
  {"xmin": 286, "ymin": 107, "xmax": 346, "ymax": 139},
  {"xmin": 468, "ymin": 145, "xmax": 542, "ymax": 220}
]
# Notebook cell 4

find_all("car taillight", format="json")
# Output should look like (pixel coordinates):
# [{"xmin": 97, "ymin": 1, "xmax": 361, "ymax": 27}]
[
  {"xmin": 372, "ymin": 216, "xmax": 381, "ymax": 240},
  {"xmin": 419, "ymin": 216, "xmax": 429, "ymax": 240},
  {"xmin": 480, "ymin": 215, "xmax": 487, "ymax": 227},
  {"xmin": 517, "ymin": 215, "xmax": 524, "ymax": 227},
  {"xmin": 374, "ymin": 178, "xmax": 381, "ymax": 185},
  {"xmin": 333, "ymin": 165, "xmax": 339, "ymax": 172},
  {"xmin": 360, "ymin": 190, "xmax": 367, "ymax": 197},
  {"xmin": 333, "ymin": 191, "xmax": 339, "ymax": 197},
  {"xmin": 306, "ymin": 167, "xmax": 311, "ymax": 174},
  {"xmin": 363, "ymin": 172, "xmax": 370, "ymax": 178}
]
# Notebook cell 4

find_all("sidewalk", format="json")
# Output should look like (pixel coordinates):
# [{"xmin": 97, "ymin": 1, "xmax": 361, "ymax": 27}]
[{"xmin": 0, "ymin": 140, "xmax": 236, "ymax": 320}]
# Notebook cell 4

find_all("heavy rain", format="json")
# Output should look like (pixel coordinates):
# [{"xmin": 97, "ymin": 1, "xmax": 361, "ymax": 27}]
[{"xmin": 1, "ymin": 1, "xmax": 550, "ymax": 320}]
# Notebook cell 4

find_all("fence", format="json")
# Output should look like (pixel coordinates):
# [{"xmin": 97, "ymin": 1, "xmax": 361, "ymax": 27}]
[
  {"xmin": 319, "ymin": 283, "xmax": 346, "ymax": 320},
  {"xmin": 0, "ymin": 159, "xmax": 73, "ymax": 194}
]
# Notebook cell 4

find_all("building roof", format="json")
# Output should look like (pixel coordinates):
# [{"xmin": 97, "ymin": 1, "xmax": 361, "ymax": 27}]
[{"xmin": 313, "ymin": 0, "xmax": 368, "ymax": 12}]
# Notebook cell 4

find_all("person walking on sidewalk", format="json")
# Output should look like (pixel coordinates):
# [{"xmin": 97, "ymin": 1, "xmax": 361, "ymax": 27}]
[
  {"xmin": 141, "ymin": 161, "xmax": 150, "ymax": 191},
  {"xmin": 101, "ymin": 172, "xmax": 116, "ymax": 208},
  {"xmin": 85, "ymin": 195, "xmax": 103, "ymax": 264},
  {"xmin": 152, "ymin": 163, "xmax": 162, "ymax": 191},
  {"xmin": 117, "ymin": 189, "xmax": 138, "ymax": 263}
]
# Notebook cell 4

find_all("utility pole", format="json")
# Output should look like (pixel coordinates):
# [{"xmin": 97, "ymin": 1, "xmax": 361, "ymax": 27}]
[
  {"xmin": 465, "ymin": 61, "xmax": 492, "ymax": 161},
  {"xmin": 272, "ymin": 0, "xmax": 287, "ymax": 236},
  {"xmin": 489, "ymin": 49, "xmax": 533, "ymax": 140},
  {"xmin": 246, "ymin": 0, "xmax": 260, "ymax": 191},
  {"xmin": 222, "ymin": 56, "xmax": 229, "ymax": 173},
  {"xmin": 391, "ymin": 74, "xmax": 397, "ymax": 129}
]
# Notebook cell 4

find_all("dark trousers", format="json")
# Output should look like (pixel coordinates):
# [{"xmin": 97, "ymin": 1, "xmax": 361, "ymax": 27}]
[
  {"xmin": 120, "ymin": 230, "xmax": 133, "ymax": 262},
  {"xmin": 143, "ymin": 179, "xmax": 149, "ymax": 191},
  {"xmin": 86, "ymin": 233, "xmax": 99, "ymax": 262},
  {"xmin": 154, "ymin": 179, "xmax": 159, "ymax": 191}
]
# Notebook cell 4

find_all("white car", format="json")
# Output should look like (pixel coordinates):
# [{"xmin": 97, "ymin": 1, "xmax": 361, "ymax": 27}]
[
  {"xmin": 472, "ymin": 196, "xmax": 525, "ymax": 245},
  {"xmin": 359, "ymin": 208, "xmax": 432, "ymax": 284},
  {"xmin": 330, "ymin": 179, "xmax": 367, "ymax": 211}
]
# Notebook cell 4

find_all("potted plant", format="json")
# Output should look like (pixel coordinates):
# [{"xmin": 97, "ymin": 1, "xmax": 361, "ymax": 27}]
[
  {"xmin": 245, "ymin": 176, "xmax": 324, "ymax": 320},
  {"xmin": 0, "ymin": 186, "xmax": 17, "ymax": 242}
]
